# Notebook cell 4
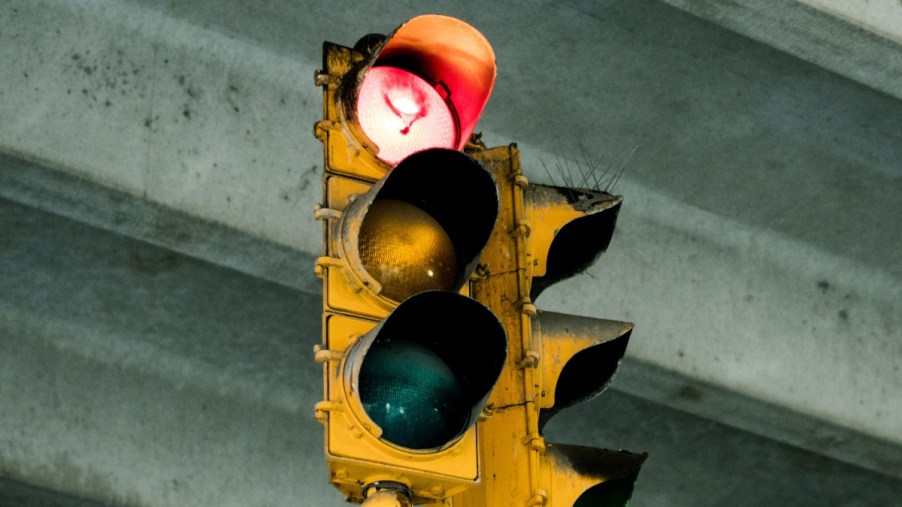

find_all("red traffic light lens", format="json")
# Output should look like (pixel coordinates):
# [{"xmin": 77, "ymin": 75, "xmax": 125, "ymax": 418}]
[{"xmin": 356, "ymin": 66, "xmax": 458, "ymax": 165}]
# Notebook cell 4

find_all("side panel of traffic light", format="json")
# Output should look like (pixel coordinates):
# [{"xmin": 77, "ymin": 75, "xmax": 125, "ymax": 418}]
[
  {"xmin": 527, "ymin": 168, "xmax": 647, "ymax": 506},
  {"xmin": 450, "ymin": 145, "xmax": 645, "ymax": 506}
]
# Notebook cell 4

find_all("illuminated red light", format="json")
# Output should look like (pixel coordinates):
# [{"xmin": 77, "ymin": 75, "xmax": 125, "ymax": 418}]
[{"xmin": 356, "ymin": 66, "xmax": 458, "ymax": 165}]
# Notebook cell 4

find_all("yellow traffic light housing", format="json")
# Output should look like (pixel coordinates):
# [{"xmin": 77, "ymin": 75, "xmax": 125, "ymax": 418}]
[
  {"xmin": 320, "ymin": 291, "xmax": 506, "ymax": 503},
  {"xmin": 314, "ymin": 16, "xmax": 506, "ymax": 505}
]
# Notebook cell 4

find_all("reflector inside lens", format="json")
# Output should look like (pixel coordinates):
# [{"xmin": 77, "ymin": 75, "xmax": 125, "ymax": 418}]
[
  {"xmin": 356, "ymin": 66, "xmax": 457, "ymax": 165},
  {"xmin": 358, "ymin": 199, "xmax": 458, "ymax": 301},
  {"xmin": 359, "ymin": 339, "xmax": 466, "ymax": 449}
]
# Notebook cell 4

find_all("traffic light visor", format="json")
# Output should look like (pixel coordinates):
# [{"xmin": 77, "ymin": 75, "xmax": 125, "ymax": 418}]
[
  {"xmin": 341, "ymin": 149, "xmax": 499, "ymax": 303},
  {"xmin": 525, "ymin": 185, "xmax": 622, "ymax": 300},
  {"xmin": 544, "ymin": 444, "xmax": 647, "ymax": 506},
  {"xmin": 535, "ymin": 311, "xmax": 632, "ymax": 432},
  {"xmin": 351, "ymin": 15, "xmax": 496, "ymax": 164},
  {"xmin": 347, "ymin": 291, "xmax": 507, "ymax": 450}
]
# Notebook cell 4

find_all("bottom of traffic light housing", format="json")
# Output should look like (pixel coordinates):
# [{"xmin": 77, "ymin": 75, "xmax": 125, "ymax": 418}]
[{"xmin": 361, "ymin": 481, "xmax": 413, "ymax": 507}]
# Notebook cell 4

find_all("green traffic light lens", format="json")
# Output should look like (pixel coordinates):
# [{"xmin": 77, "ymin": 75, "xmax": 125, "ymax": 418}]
[{"xmin": 358, "ymin": 338, "xmax": 467, "ymax": 450}]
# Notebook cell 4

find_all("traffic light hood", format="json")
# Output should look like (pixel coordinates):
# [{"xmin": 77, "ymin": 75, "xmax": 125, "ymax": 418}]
[
  {"xmin": 339, "ymin": 14, "xmax": 496, "ymax": 164},
  {"xmin": 544, "ymin": 444, "xmax": 647, "ymax": 507},
  {"xmin": 534, "ymin": 311, "xmax": 633, "ymax": 432},
  {"xmin": 343, "ymin": 291, "xmax": 507, "ymax": 450},
  {"xmin": 525, "ymin": 184, "xmax": 623, "ymax": 300},
  {"xmin": 339, "ymin": 148, "xmax": 499, "ymax": 304}
]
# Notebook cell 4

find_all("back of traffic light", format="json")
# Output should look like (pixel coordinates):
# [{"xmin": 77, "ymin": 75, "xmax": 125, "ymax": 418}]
[{"xmin": 313, "ymin": 16, "xmax": 508, "ymax": 505}]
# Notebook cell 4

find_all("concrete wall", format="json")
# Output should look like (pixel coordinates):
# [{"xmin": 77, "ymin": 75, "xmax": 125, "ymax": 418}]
[
  {"xmin": 1, "ymin": 0, "xmax": 900, "ymax": 481},
  {"xmin": 657, "ymin": 0, "xmax": 902, "ymax": 101},
  {"xmin": 4, "ymin": 195, "xmax": 899, "ymax": 506},
  {"xmin": 803, "ymin": 0, "xmax": 902, "ymax": 44}
]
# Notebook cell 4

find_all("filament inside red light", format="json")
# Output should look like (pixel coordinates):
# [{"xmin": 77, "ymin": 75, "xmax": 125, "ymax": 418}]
[{"xmin": 357, "ymin": 66, "xmax": 457, "ymax": 165}]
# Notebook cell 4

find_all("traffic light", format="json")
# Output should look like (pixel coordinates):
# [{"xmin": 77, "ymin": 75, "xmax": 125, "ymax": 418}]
[
  {"xmin": 313, "ymin": 15, "xmax": 508, "ymax": 505},
  {"xmin": 314, "ymin": 14, "xmax": 644, "ymax": 507}
]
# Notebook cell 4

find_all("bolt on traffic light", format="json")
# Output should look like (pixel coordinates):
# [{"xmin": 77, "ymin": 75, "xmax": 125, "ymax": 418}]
[{"xmin": 314, "ymin": 14, "xmax": 644, "ymax": 507}]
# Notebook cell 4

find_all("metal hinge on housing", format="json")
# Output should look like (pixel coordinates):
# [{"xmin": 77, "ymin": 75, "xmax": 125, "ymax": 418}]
[
  {"xmin": 314, "ymin": 203, "xmax": 343, "ymax": 221},
  {"xmin": 527, "ymin": 489, "xmax": 548, "ymax": 506},
  {"xmin": 313, "ymin": 344, "xmax": 343, "ymax": 364},
  {"xmin": 314, "ymin": 69, "xmax": 333, "ymax": 87},
  {"xmin": 314, "ymin": 256, "xmax": 343, "ymax": 279},
  {"xmin": 314, "ymin": 400, "xmax": 342, "ymax": 424}
]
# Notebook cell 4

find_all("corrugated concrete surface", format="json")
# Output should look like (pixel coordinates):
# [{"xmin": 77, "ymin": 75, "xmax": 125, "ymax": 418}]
[
  {"xmin": 1, "ymin": 0, "xmax": 899, "ymax": 445},
  {"xmin": 1, "ymin": 0, "xmax": 901, "ymax": 503},
  {"xmin": 2, "ymin": 197, "xmax": 901, "ymax": 506}
]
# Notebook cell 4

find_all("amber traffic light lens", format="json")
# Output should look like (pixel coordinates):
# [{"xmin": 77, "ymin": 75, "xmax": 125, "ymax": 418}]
[
  {"xmin": 358, "ymin": 199, "xmax": 459, "ymax": 301},
  {"xmin": 356, "ymin": 66, "xmax": 458, "ymax": 165}
]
